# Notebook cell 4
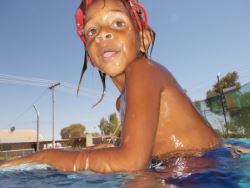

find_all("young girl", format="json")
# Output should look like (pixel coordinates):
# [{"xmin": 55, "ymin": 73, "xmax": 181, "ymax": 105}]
[{"xmin": 0, "ymin": 0, "xmax": 220, "ymax": 173}]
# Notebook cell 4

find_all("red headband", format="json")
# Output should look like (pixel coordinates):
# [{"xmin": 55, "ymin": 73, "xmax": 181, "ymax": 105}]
[{"xmin": 75, "ymin": 0, "xmax": 148, "ymax": 47}]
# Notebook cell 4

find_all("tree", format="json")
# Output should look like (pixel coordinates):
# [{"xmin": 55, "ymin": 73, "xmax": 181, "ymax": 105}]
[
  {"xmin": 206, "ymin": 71, "xmax": 240, "ymax": 98},
  {"xmin": 193, "ymin": 100, "xmax": 201, "ymax": 111},
  {"xmin": 98, "ymin": 112, "xmax": 121, "ymax": 137},
  {"xmin": 99, "ymin": 118, "xmax": 109, "ymax": 135},
  {"xmin": 109, "ymin": 113, "xmax": 120, "ymax": 135},
  {"xmin": 227, "ymin": 92, "xmax": 250, "ymax": 136},
  {"xmin": 60, "ymin": 123, "xmax": 86, "ymax": 139}
]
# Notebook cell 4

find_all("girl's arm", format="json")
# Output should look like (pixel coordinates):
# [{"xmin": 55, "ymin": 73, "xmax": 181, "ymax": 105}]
[
  {"xmin": 0, "ymin": 149, "xmax": 85, "ymax": 172},
  {"xmin": 0, "ymin": 60, "xmax": 162, "ymax": 173}
]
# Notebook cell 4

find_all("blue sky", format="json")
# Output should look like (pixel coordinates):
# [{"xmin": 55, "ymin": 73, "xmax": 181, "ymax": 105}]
[{"xmin": 0, "ymin": 0, "xmax": 250, "ymax": 139}]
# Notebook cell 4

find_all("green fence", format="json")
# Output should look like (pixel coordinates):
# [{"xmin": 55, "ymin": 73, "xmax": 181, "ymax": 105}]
[
  {"xmin": 194, "ymin": 82, "xmax": 250, "ymax": 137},
  {"xmin": 0, "ymin": 149, "xmax": 34, "ymax": 161}
]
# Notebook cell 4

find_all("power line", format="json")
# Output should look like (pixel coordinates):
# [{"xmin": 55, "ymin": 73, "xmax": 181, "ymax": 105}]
[
  {"xmin": 187, "ymin": 66, "xmax": 250, "ymax": 94},
  {"xmin": 0, "ymin": 73, "xmax": 100, "ymax": 97},
  {"xmin": 7, "ymin": 88, "xmax": 48, "ymax": 128},
  {"xmin": 0, "ymin": 74, "xmax": 57, "ymax": 84},
  {"xmin": 2, "ymin": 74, "xmax": 116, "ymax": 129}
]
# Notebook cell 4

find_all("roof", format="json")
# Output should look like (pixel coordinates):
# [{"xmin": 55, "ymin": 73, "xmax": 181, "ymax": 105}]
[{"xmin": 0, "ymin": 129, "xmax": 43, "ymax": 143}]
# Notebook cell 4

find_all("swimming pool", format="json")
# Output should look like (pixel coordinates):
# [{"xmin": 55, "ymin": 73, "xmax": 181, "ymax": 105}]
[{"xmin": 0, "ymin": 139, "xmax": 250, "ymax": 188}]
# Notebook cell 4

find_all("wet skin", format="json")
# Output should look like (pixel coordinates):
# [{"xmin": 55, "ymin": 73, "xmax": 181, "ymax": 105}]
[{"xmin": 0, "ymin": 0, "xmax": 220, "ymax": 173}]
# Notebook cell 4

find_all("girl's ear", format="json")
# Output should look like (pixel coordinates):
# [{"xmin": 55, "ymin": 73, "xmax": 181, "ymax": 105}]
[{"xmin": 139, "ymin": 29, "xmax": 152, "ymax": 53}]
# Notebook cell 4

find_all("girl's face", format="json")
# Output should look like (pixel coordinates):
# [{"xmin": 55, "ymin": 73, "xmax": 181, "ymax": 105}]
[{"xmin": 84, "ymin": 0, "xmax": 141, "ymax": 77}]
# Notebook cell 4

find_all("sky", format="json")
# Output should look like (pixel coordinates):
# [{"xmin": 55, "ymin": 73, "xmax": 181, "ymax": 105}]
[{"xmin": 0, "ymin": 0, "xmax": 250, "ymax": 140}]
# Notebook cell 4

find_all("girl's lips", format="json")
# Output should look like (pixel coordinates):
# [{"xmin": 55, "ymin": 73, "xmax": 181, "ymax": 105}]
[{"xmin": 100, "ymin": 48, "xmax": 119, "ymax": 61}]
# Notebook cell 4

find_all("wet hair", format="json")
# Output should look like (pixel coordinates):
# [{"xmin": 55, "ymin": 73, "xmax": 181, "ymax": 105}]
[{"xmin": 76, "ymin": 0, "xmax": 156, "ymax": 107}]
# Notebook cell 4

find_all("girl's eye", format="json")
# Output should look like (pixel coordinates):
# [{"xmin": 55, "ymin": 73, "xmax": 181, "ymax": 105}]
[
  {"xmin": 87, "ymin": 28, "xmax": 97, "ymax": 37},
  {"xmin": 113, "ymin": 20, "xmax": 126, "ymax": 29}
]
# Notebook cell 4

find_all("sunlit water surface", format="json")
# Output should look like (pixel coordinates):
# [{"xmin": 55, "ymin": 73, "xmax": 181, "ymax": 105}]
[{"xmin": 0, "ymin": 139, "xmax": 250, "ymax": 188}]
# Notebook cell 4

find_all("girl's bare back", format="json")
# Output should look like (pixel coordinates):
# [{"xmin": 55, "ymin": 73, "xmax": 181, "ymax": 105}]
[{"xmin": 116, "ymin": 57, "xmax": 220, "ymax": 160}]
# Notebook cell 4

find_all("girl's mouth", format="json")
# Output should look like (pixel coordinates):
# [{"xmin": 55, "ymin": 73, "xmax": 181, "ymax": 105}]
[
  {"xmin": 103, "ymin": 51, "xmax": 116, "ymax": 58},
  {"xmin": 100, "ymin": 48, "xmax": 119, "ymax": 61}
]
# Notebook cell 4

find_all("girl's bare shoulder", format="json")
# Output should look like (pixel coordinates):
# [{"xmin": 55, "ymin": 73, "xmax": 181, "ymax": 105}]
[
  {"xmin": 135, "ymin": 59, "xmax": 179, "ymax": 91},
  {"xmin": 127, "ymin": 58, "xmax": 172, "ymax": 82}
]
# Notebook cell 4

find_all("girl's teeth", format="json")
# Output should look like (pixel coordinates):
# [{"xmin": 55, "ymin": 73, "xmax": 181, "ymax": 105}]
[{"xmin": 103, "ymin": 51, "xmax": 116, "ymax": 58}]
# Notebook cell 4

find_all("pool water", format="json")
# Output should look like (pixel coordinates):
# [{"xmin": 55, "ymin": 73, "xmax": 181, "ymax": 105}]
[{"xmin": 0, "ymin": 139, "xmax": 250, "ymax": 188}]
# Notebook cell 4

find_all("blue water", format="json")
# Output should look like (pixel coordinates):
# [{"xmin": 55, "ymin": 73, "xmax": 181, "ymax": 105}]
[{"xmin": 0, "ymin": 139, "xmax": 250, "ymax": 188}]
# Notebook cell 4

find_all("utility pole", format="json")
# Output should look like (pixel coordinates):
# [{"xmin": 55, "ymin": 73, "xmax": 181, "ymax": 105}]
[
  {"xmin": 48, "ymin": 82, "xmax": 60, "ymax": 148},
  {"xmin": 217, "ymin": 73, "xmax": 228, "ymax": 135},
  {"xmin": 33, "ymin": 105, "xmax": 40, "ymax": 151}
]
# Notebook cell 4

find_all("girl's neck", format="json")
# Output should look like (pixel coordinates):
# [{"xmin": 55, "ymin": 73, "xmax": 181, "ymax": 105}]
[
  {"xmin": 111, "ymin": 73, "xmax": 125, "ymax": 93},
  {"xmin": 111, "ymin": 54, "xmax": 147, "ymax": 93}
]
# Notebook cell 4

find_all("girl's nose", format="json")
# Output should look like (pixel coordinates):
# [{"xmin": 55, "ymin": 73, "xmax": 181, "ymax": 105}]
[{"xmin": 95, "ymin": 32, "xmax": 113, "ymax": 43}]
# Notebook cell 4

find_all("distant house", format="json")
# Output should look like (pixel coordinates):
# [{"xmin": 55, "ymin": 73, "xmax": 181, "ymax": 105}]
[{"xmin": 0, "ymin": 129, "xmax": 43, "ymax": 143}]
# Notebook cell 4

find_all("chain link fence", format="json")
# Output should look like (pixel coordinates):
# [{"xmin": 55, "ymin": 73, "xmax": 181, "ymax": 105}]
[{"xmin": 194, "ymin": 83, "xmax": 250, "ymax": 137}]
